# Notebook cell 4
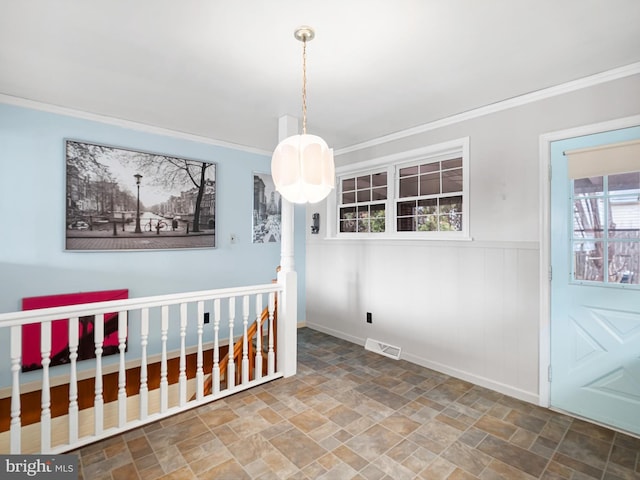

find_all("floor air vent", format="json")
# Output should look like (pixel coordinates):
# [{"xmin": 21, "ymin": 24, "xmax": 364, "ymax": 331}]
[{"xmin": 364, "ymin": 338, "xmax": 402, "ymax": 360}]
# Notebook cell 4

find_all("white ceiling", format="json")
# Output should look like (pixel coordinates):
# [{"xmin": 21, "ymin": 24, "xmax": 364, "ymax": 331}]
[{"xmin": 1, "ymin": 0, "xmax": 639, "ymax": 153}]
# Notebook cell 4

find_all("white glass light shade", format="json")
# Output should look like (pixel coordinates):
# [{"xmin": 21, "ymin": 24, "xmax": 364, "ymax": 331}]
[{"xmin": 271, "ymin": 134, "xmax": 335, "ymax": 204}]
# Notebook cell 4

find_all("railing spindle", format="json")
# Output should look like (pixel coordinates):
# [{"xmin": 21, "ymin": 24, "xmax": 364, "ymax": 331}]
[
  {"xmin": 139, "ymin": 308, "xmax": 149, "ymax": 420},
  {"xmin": 68, "ymin": 317, "xmax": 79, "ymax": 441},
  {"xmin": 255, "ymin": 294, "xmax": 263, "ymax": 380},
  {"xmin": 196, "ymin": 301, "xmax": 204, "ymax": 400},
  {"xmin": 160, "ymin": 306, "xmax": 169, "ymax": 413},
  {"xmin": 213, "ymin": 298, "xmax": 221, "ymax": 394},
  {"xmin": 117, "ymin": 311, "xmax": 127, "ymax": 428},
  {"xmin": 179, "ymin": 303, "xmax": 187, "ymax": 406},
  {"xmin": 10, "ymin": 325, "xmax": 21, "ymax": 454},
  {"xmin": 94, "ymin": 314, "xmax": 104, "ymax": 435},
  {"xmin": 241, "ymin": 295, "xmax": 249, "ymax": 385},
  {"xmin": 268, "ymin": 292, "xmax": 275, "ymax": 375},
  {"xmin": 227, "ymin": 297, "xmax": 235, "ymax": 389},
  {"xmin": 39, "ymin": 321, "xmax": 52, "ymax": 452}
]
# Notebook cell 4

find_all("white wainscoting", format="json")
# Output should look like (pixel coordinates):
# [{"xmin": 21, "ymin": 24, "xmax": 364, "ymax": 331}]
[{"xmin": 305, "ymin": 239, "xmax": 540, "ymax": 404}]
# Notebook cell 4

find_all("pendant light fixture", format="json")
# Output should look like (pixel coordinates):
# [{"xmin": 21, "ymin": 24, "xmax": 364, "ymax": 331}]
[{"xmin": 271, "ymin": 26, "xmax": 335, "ymax": 204}]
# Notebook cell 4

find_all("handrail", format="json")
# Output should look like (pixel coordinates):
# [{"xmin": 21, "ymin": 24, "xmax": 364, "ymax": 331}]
[{"xmin": 0, "ymin": 283, "xmax": 280, "ymax": 328}]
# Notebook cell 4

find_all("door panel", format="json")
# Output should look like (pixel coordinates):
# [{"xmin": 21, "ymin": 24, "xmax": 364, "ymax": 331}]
[{"xmin": 550, "ymin": 126, "xmax": 640, "ymax": 435}]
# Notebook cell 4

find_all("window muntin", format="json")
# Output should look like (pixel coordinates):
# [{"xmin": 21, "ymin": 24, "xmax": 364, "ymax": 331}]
[
  {"xmin": 572, "ymin": 171, "xmax": 640, "ymax": 285},
  {"xmin": 339, "ymin": 172, "xmax": 387, "ymax": 233}
]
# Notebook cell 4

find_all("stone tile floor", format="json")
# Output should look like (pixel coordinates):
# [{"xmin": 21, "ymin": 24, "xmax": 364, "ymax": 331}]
[{"xmin": 73, "ymin": 328, "xmax": 640, "ymax": 479}]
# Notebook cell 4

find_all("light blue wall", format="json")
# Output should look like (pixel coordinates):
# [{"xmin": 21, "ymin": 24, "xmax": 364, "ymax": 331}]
[{"xmin": 0, "ymin": 102, "xmax": 307, "ymax": 384}]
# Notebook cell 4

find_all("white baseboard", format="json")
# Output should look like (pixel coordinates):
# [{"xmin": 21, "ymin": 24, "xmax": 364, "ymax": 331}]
[
  {"xmin": 305, "ymin": 322, "xmax": 539, "ymax": 405},
  {"xmin": 305, "ymin": 322, "xmax": 366, "ymax": 347}
]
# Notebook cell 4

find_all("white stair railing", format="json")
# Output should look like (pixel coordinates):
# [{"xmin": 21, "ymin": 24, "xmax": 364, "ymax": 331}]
[{"xmin": 0, "ymin": 283, "xmax": 283, "ymax": 455}]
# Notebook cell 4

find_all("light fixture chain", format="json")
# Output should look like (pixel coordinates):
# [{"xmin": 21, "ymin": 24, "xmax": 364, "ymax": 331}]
[{"xmin": 302, "ymin": 37, "xmax": 307, "ymax": 135}]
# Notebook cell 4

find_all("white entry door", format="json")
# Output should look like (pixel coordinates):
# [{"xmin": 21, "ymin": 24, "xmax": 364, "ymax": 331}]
[{"xmin": 550, "ymin": 126, "xmax": 640, "ymax": 435}]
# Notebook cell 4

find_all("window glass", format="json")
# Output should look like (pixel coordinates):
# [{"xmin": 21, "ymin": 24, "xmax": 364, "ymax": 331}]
[
  {"xmin": 609, "ymin": 172, "xmax": 640, "ymax": 194},
  {"xmin": 338, "ymin": 171, "xmax": 387, "ymax": 234},
  {"xmin": 574, "ymin": 176, "xmax": 603, "ymax": 196},
  {"xmin": 571, "ymin": 171, "xmax": 640, "ymax": 286},
  {"xmin": 342, "ymin": 178, "xmax": 355, "ymax": 191},
  {"xmin": 420, "ymin": 173, "xmax": 439, "ymax": 195},
  {"xmin": 339, "ymin": 207, "xmax": 356, "ymax": 233},
  {"xmin": 442, "ymin": 158, "xmax": 463, "ymax": 170},
  {"xmin": 372, "ymin": 187, "xmax": 387, "ymax": 201},
  {"xmin": 399, "ymin": 177, "xmax": 418, "ymax": 197},
  {"xmin": 396, "ymin": 158, "xmax": 464, "ymax": 232},
  {"xmin": 372, "ymin": 172, "xmax": 387, "ymax": 187},
  {"xmin": 442, "ymin": 169, "xmax": 463, "ymax": 193},
  {"xmin": 400, "ymin": 166, "xmax": 418, "ymax": 177},
  {"xmin": 342, "ymin": 191, "xmax": 356, "ymax": 204},
  {"xmin": 357, "ymin": 189, "xmax": 371, "ymax": 202}
]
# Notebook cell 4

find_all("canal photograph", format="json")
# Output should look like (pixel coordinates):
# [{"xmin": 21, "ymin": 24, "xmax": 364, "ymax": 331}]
[{"xmin": 65, "ymin": 140, "xmax": 216, "ymax": 251}]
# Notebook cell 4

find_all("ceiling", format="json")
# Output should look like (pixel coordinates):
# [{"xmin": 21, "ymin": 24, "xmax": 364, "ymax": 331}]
[{"xmin": 1, "ymin": 0, "xmax": 639, "ymax": 154}]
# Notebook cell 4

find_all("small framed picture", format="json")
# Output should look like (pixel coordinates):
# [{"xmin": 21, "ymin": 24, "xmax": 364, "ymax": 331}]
[{"xmin": 253, "ymin": 172, "xmax": 281, "ymax": 243}]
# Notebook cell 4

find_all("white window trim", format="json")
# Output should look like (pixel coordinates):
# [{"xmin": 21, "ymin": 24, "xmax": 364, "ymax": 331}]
[{"xmin": 326, "ymin": 137, "xmax": 471, "ymax": 241}]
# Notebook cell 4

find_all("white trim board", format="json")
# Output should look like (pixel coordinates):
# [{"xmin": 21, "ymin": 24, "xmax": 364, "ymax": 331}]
[
  {"xmin": 337, "ymin": 62, "xmax": 640, "ymax": 155},
  {"xmin": 0, "ymin": 93, "xmax": 271, "ymax": 157},
  {"xmin": 537, "ymin": 114, "xmax": 640, "ymax": 408},
  {"xmin": 2, "ymin": 63, "xmax": 638, "ymax": 160}
]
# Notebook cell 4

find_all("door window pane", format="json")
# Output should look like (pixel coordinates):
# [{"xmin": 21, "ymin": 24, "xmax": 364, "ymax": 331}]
[
  {"xmin": 608, "ymin": 242, "xmax": 639, "ymax": 284},
  {"xmin": 609, "ymin": 172, "xmax": 640, "ymax": 194},
  {"xmin": 573, "ymin": 241, "xmax": 604, "ymax": 282},
  {"xmin": 574, "ymin": 176, "xmax": 604, "ymax": 196},
  {"xmin": 609, "ymin": 196, "xmax": 640, "ymax": 238},
  {"xmin": 573, "ymin": 198, "xmax": 604, "ymax": 238}
]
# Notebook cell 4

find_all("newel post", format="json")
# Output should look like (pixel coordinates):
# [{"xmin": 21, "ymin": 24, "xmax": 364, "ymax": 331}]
[{"xmin": 277, "ymin": 114, "xmax": 298, "ymax": 378}]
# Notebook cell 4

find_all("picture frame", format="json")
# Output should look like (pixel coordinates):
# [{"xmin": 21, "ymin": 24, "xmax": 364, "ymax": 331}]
[
  {"xmin": 252, "ymin": 172, "xmax": 281, "ymax": 243},
  {"xmin": 65, "ymin": 140, "xmax": 216, "ymax": 251}
]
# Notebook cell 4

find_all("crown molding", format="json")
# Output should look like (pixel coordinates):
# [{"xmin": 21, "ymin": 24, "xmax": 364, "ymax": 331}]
[
  {"xmin": 336, "ymin": 62, "xmax": 640, "ymax": 156},
  {"xmin": 0, "ymin": 94, "xmax": 272, "ymax": 157}
]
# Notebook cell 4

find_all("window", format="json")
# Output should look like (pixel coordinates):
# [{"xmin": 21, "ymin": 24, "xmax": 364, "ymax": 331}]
[
  {"xmin": 332, "ymin": 137, "xmax": 469, "ymax": 239},
  {"xmin": 572, "ymin": 171, "xmax": 640, "ymax": 285},
  {"xmin": 339, "ymin": 172, "xmax": 387, "ymax": 233}
]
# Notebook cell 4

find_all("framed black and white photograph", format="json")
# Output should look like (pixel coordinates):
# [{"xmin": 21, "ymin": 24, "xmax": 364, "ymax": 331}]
[
  {"xmin": 253, "ymin": 172, "xmax": 281, "ymax": 243},
  {"xmin": 65, "ymin": 140, "xmax": 216, "ymax": 251}
]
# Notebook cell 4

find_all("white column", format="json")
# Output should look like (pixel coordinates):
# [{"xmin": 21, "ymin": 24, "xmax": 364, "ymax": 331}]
[{"xmin": 277, "ymin": 114, "xmax": 298, "ymax": 378}]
